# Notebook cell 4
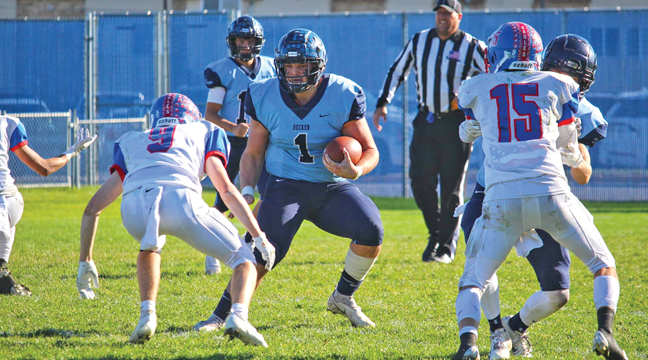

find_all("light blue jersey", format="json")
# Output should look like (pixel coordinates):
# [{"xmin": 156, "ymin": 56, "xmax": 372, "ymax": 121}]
[
  {"xmin": 204, "ymin": 55, "xmax": 275, "ymax": 136},
  {"xmin": 245, "ymin": 74, "xmax": 366, "ymax": 183},
  {"xmin": 475, "ymin": 96, "xmax": 608, "ymax": 186}
]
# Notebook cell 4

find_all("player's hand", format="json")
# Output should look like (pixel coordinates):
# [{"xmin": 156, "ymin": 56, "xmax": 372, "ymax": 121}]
[
  {"xmin": 323, "ymin": 149, "xmax": 361, "ymax": 180},
  {"xmin": 233, "ymin": 123, "xmax": 250, "ymax": 137},
  {"xmin": 63, "ymin": 127, "xmax": 97, "ymax": 160},
  {"xmin": 77, "ymin": 260, "xmax": 99, "ymax": 299},
  {"xmin": 372, "ymin": 106, "xmax": 388, "ymax": 132},
  {"xmin": 253, "ymin": 233, "xmax": 275, "ymax": 271},
  {"xmin": 575, "ymin": 117, "xmax": 582, "ymax": 138},
  {"xmin": 459, "ymin": 120, "xmax": 481, "ymax": 143},
  {"xmin": 560, "ymin": 142, "xmax": 584, "ymax": 168}
]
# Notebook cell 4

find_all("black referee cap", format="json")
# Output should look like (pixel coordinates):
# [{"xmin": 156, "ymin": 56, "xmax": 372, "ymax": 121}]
[{"xmin": 434, "ymin": 0, "xmax": 462, "ymax": 14}]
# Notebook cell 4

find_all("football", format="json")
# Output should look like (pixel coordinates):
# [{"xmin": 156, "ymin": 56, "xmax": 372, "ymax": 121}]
[{"xmin": 325, "ymin": 136, "xmax": 362, "ymax": 164}]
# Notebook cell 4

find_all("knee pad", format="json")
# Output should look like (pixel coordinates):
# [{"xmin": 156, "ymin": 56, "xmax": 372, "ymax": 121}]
[
  {"xmin": 456, "ymin": 287, "xmax": 482, "ymax": 323},
  {"xmin": 520, "ymin": 289, "xmax": 569, "ymax": 325},
  {"xmin": 354, "ymin": 219, "xmax": 384, "ymax": 247}
]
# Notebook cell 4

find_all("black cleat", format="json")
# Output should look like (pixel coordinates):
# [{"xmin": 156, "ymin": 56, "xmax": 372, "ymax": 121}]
[
  {"xmin": 0, "ymin": 268, "xmax": 31, "ymax": 296},
  {"xmin": 593, "ymin": 330, "xmax": 628, "ymax": 360},
  {"xmin": 452, "ymin": 344, "xmax": 480, "ymax": 360}
]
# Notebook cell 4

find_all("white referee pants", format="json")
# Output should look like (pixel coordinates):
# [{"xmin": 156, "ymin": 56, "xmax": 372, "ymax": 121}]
[
  {"xmin": 121, "ymin": 184, "xmax": 255, "ymax": 270},
  {"xmin": 0, "ymin": 193, "xmax": 24, "ymax": 263},
  {"xmin": 459, "ymin": 192, "xmax": 615, "ymax": 290}
]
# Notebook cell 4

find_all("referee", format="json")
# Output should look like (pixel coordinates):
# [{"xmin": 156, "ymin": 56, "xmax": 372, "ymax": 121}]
[{"xmin": 373, "ymin": 0, "xmax": 486, "ymax": 264}]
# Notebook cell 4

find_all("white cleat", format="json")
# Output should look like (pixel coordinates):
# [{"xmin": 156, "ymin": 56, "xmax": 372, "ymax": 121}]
[
  {"xmin": 326, "ymin": 290, "xmax": 375, "ymax": 328},
  {"xmin": 223, "ymin": 313, "xmax": 268, "ymax": 347},
  {"xmin": 205, "ymin": 255, "xmax": 221, "ymax": 275},
  {"xmin": 453, "ymin": 345, "xmax": 480, "ymax": 360},
  {"xmin": 489, "ymin": 328, "xmax": 512, "ymax": 359},
  {"xmin": 193, "ymin": 313, "xmax": 226, "ymax": 332},
  {"xmin": 502, "ymin": 316, "xmax": 532, "ymax": 357},
  {"xmin": 129, "ymin": 311, "xmax": 157, "ymax": 344}
]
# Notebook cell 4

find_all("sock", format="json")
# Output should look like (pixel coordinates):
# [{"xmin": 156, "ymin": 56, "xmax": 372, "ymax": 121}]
[
  {"xmin": 231, "ymin": 303, "xmax": 249, "ymax": 322},
  {"xmin": 488, "ymin": 314, "xmax": 503, "ymax": 333},
  {"xmin": 508, "ymin": 313, "xmax": 529, "ymax": 334},
  {"xmin": 459, "ymin": 331, "xmax": 477, "ymax": 347},
  {"xmin": 594, "ymin": 275, "xmax": 619, "ymax": 312},
  {"xmin": 336, "ymin": 249, "xmax": 377, "ymax": 296},
  {"xmin": 141, "ymin": 300, "xmax": 156, "ymax": 315},
  {"xmin": 597, "ymin": 306, "xmax": 615, "ymax": 334},
  {"xmin": 0, "ymin": 258, "xmax": 6, "ymax": 269},
  {"xmin": 214, "ymin": 289, "xmax": 232, "ymax": 320}
]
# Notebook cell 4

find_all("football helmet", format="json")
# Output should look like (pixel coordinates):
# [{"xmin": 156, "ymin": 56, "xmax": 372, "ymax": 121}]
[
  {"xmin": 274, "ymin": 28, "xmax": 327, "ymax": 93},
  {"xmin": 486, "ymin": 22, "xmax": 543, "ymax": 73},
  {"xmin": 226, "ymin": 15, "xmax": 264, "ymax": 62},
  {"xmin": 542, "ymin": 34, "xmax": 597, "ymax": 98},
  {"xmin": 149, "ymin": 93, "xmax": 201, "ymax": 128}
]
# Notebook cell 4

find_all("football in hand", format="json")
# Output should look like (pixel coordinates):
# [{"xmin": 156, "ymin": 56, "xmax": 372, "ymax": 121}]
[{"xmin": 325, "ymin": 136, "xmax": 362, "ymax": 164}]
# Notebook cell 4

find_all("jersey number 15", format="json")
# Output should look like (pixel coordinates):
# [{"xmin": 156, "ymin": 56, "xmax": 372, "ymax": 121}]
[{"xmin": 490, "ymin": 83, "xmax": 542, "ymax": 143}]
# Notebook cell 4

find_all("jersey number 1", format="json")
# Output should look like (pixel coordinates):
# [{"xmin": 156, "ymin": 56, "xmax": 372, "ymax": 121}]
[
  {"xmin": 490, "ymin": 83, "xmax": 542, "ymax": 142},
  {"xmin": 147, "ymin": 126, "xmax": 175, "ymax": 153},
  {"xmin": 236, "ymin": 91, "xmax": 247, "ymax": 124},
  {"xmin": 294, "ymin": 133, "xmax": 314, "ymax": 163}
]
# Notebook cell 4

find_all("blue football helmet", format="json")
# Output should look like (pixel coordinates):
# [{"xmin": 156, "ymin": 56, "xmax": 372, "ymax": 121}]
[
  {"xmin": 542, "ymin": 34, "xmax": 597, "ymax": 98},
  {"xmin": 149, "ymin": 93, "xmax": 201, "ymax": 128},
  {"xmin": 274, "ymin": 28, "xmax": 327, "ymax": 93},
  {"xmin": 486, "ymin": 22, "xmax": 543, "ymax": 73},
  {"xmin": 226, "ymin": 15, "xmax": 264, "ymax": 62}
]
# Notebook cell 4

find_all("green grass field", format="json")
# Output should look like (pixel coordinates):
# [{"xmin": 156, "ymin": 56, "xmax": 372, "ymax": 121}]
[{"xmin": 0, "ymin": 187, "xmax": 646, "ymax": 359}]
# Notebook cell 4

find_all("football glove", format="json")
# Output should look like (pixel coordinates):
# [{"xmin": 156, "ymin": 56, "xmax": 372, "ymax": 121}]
[
  {"xmin": 253, "ymin": 233, "xmax": 275, "ymax": 271},
  {"xmin": 560, "ymin": 142, "xmax": 584, "ymax": 168},
  {"xmin": 459, "ymin": 120, "xmax": 482, "ymax": 143},
  {"xmin": 77, "ymin": 260, "xmax": 99, "ymax": 299},
  {"xmin": 62, "ymin": 127, "xmax": 97, "ymax": 160}
]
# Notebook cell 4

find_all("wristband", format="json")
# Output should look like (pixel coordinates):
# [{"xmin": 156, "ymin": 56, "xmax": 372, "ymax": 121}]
[
  {"xmin": 353, "ymin": 166, "xmax": 364, "ymax": 180},
  {"xmin": 241, "ymin": 186, "xmax": 254, "ymax": 197}
]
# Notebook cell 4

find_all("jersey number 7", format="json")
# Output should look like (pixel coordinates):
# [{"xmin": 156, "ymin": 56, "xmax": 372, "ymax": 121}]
[{"xmin": 490, "ymin": 83, "xmax": 542, "ymax": 143}]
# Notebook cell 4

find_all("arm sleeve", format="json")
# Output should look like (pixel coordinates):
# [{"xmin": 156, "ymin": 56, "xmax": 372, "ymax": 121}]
[
  {"xmin": 205, "ymin": 128, "xmax": 230, "ymax": 168},
  {"xmin": 109, "ymin": 142, "xmax": 127, "ymax": 181},
  {"xmin": 578, "ymin": 101, "xmax": 608, "ymax": 147},
  {"xmin": 9, "ymin": 121, "xmax": 29, "ymax": 152},
  {"xmin": 376, "ymin": 34, "xmax": 418, "ymax": 109},
  {"xmin": 204, "ymin": 67, "xmax": 223, "ymax": 89},
  {"xmin": 207, "ymin": 87, "xmax": 226, "ymax": 105},
  {"xmin": 349, "ymin": 88, "xmax": 367, "ymax": 121}
]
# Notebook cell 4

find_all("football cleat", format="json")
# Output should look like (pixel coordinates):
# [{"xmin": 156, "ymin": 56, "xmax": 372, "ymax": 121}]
[
  {"xmin": 489, "ymin": 329, "xmax": 512, "ymax": 359},
  {"xmin": 502, "ymin": 316, "xmax": 532, "ymax": 357},
  {"xmin": 432, "ymin": 253, "xmax": 453, "ymax": 264},
  {"xmin": 193, "ymin": 313, "xmax": 226, "ymax": 332},
  {"xmin": 223, "ymin": 312, "xmax": 268, "ymax": 347},
  {"xmin": 326, "ymin": 290, "xmax": 375, "ymax": 328},
  {"xmin": 452, "ymin": 345, "xmax": 481, "ymax": 360},
  {"xmin": 129, "ymin": 311, "xmax": 157, "ymax": 344},
  {"xmin": 0, "ymin": 268, "xmax": 31, "ymax": 296},
  {"xmin": 205, "ymin": 255, "xmax": 221, "ymax": 275},
  {"xmin": 593, "ymin": 330, "xmax": 628, "ymax": 360}
]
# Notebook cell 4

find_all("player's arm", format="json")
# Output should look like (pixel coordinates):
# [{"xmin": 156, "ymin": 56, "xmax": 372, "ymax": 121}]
[
  {"xmin": 239, "ymin": 119, "xmax": 269, "ymax": 204},
  {"xmin": 14, "ymin": 127, "xmax": 96, "ymax": 176},
  {"xmin": 324, "ymin": 117, "xmax": 379, "ymax": 180},
  {"xmin": 205, "ymin": 154, "xmax": 275, "ymax": 269},
  {"xmin": 204, "ymin": 99, "xmax": 249, "ymax": 137},
  {"xmin": 77, "ymin": 171, "xmax": 123, "ymax": 299},
  {"xmin": 569, "ymin": 143, "xmax": 592, "ymax": 185}
]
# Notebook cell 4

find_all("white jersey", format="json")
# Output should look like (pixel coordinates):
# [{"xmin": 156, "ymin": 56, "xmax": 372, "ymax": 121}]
[
  {"xmin": 110, "ymin": 121, "xmax": 230, "ymax": 195},
  {"xmin": 458, "ymin": 71, "xmax": 579, "ymax": 200},
  {"xmin": 0, "ymin": 116, "xmax": 29, "ymax": 194}
]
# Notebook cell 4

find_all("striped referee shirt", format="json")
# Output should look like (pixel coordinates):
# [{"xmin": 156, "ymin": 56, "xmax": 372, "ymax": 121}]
[{"xmin": 377, "ymin": 28, "xmax": 487, "ymax": 115}]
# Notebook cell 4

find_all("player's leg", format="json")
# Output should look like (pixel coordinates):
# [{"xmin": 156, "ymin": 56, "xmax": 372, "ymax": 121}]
[
  {"xmin": 129, "ymin": 250, "xmax": 160, "ymax": 344},
  {"xmin": 437, "ymin": 136, "xmax": 471, "ymax": 262},
  {"xmin": 410, "ymin": 128, "xmax": 441, "ymax": 262},
  {"xmin": 0, "ymin": 193, "xmax": 29, "ymax": 296},
  {"xmin": 538, "ymin": 194, "xmax": 626, "ymax": 360},
  {"xmin": 502, "ymin": 230, "xmax": 571, "ymax": 357},
  {"xmin": 453, "ymin": 198, "xmax": 525, "ymax": 360},
  {"xmin": 310, "ymin": 182, "xmax": 383, "ymax": 327}
]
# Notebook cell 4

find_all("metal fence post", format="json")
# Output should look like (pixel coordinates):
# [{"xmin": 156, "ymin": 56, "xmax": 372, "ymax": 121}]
[{"xmin": 402, "ymin": 13, "xmax": 410, "ymax": 198}]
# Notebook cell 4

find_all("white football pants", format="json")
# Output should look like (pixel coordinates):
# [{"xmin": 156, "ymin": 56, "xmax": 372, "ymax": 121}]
[
  {"xmin": 120, "ymin": 185, "xmax": 255, "ymax": 270},
  {"xmin": 0, "ymin": 193, "xmax": 24, "ymax": 262},
  {"xmin": 459, "ymin": 192, "xmax": 615, "ymax": 290}
]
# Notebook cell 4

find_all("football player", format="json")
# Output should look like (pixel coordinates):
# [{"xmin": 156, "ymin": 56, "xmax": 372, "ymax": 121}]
[
  {"xmin": 76, "ymin": 93, "xmax": 275, "ymax": 346},
  {"xmin": 193, "ymin": 29, "xmax": 383, "ymax": 332},
  {"xmin": 456, "ymin": 34, "xmax": 612, "ymax": 359},
  {"xmin": 0, "ymin": 117, "xmax": 95, "ymax": 296},
  {"xmin": 202, "ymin": 15, "xmax": 276, "ymax": 276},
  {"xmin": 452, "ymin": 23, "xmax": 626, "ymax": 360}
]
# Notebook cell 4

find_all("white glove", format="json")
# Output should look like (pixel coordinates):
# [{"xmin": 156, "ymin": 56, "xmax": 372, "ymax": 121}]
[
  {"xmin": 575, "ymin": 117, "xmax": 582, "ymax": 138},
  {"xmin": 560, "ymin": 142, "xmax": 584, "ymax": 168},
  {"xmin": 459, "ymin": 120, "xmax": 482, "ymax": 143},
  {"xmin": 62, "ymin": 127, "xmax": 97, "ymax": 160},
  {"xmin": 253, "ymin": 233, "xmax": 275, "ymax": 271},
  {"xmin": 77, "ymin": 260, "xmax": 99, "ymax": 299}
]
